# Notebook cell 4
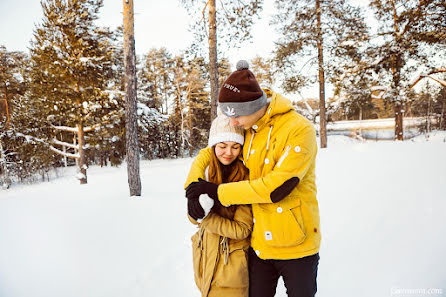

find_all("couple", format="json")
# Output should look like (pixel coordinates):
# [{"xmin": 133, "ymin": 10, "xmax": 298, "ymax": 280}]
[{"xmin": 185, "ymin": 60, "xmax": 320, "ymax": 297}]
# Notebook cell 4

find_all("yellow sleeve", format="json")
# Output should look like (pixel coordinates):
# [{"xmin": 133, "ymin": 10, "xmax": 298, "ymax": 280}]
[
  {"xmin": 200, "ymin": 205, "xmax": 253, "ymax": 240},
  {"xmin": 184, "ymin": 147, "xmax": 212, "ymax": 189},
  {"xmin": 218, "ymin": 125, "xmax": 317, "ymax": 205}
]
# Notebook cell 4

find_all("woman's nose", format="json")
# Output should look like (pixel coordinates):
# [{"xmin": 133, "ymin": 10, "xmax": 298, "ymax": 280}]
[{"xmin": 230, "ymin": 117, "xmax": 239, "ymax": 126}]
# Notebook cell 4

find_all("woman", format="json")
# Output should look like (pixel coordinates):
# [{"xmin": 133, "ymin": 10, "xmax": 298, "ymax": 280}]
[{"xmin": 186, "ymin": 114, "xmax": 252, "ymax": 297}]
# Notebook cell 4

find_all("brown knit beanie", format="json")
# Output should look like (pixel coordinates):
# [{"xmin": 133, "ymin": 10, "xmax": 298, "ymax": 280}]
[{"xmin": 218, "ymin": 60, "xmax": 267, "ymax": 117}]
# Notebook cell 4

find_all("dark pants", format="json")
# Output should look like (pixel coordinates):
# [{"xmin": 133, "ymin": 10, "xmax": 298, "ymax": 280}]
[{"xmin": 248, "ymin": 248, "xmax": 319, "ymax": 297}]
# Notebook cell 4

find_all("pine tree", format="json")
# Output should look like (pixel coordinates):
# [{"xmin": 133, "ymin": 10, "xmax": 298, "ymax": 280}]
[
  {"xmin": 139, "ymin": 48, "xmax": 173, "ymax": 114},
  {"xmin": 369, "ymin": 0, "xmax": 446, "ymax": 140},
  {"xmin": 250, "ymin": 56, "xmax": 275, "ymax": 89},
  {"xmin": 1, "ymin": 46, "xmax": 59, "ymax": 186},
  {"xmin": 29, "ymin": 0, "xmax": 118, "ymax": 184},
  {"xmin": 181, "ymin": 0, "xmax": 263, "ymax": 121},
  {"xmin": 137, "ymin": 48, "xmax": 171, "ymax": 160},
  {"xmin": 272, "ymin": 0, "xmax": 368, "ymax": 148}
]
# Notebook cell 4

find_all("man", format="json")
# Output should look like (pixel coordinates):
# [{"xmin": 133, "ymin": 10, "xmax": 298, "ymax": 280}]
[{"xmin": 185, "ymin": 60, "xmax": 320, "ymax": 297}]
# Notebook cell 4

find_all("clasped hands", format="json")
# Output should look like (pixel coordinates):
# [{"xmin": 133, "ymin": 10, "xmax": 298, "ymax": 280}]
[{"xmin": 185, "ymin": 178, "xmax": 219, "ymax": 221}]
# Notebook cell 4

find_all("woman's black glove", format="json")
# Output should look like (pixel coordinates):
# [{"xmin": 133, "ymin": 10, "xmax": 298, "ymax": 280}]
[
  {"xmin": 185, "ymin": 178, "xmax": 219, "ymax": 200},
  {"xmin": 187, "ymin": 198, "xmax": 205, "ymax": 221}
]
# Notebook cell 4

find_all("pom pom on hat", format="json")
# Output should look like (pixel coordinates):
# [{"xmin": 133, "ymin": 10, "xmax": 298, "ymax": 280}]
[{"xmin": 236, "ymin": 60, "xmax": 249, "ymax": 71}]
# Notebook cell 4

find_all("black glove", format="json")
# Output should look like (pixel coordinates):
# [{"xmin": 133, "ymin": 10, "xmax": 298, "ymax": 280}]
[
  {"xmin": 185, "ymin": 178, "xmax": 219, "ymax": 200},
  {"xmin": 187, "ymin": 198, "xmax": 205, "ymax": 221}
]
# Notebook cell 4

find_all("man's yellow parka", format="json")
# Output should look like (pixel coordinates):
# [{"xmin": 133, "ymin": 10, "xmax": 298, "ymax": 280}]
[{"xmin": 185, "ymin": 89, "xmax": 320, "ymax": 260}]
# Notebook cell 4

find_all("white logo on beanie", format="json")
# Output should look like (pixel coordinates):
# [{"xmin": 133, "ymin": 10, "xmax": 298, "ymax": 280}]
[
  {"xmin": 224, "ymin": 83, "xmax": 240, "ymax": 93},
  {"xmin": 225, "ymin": 106, "xmax": 236, "ymax": 116}
]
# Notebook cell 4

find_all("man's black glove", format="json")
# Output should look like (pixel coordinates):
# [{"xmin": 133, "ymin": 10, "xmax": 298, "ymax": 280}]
[
  {"xmin": 187, "ymin": 198, "xmax": 205, "ymax": 221},
  {"xmin": 185, "ymin": 178, "xmax": 218, "ymax": 201}
]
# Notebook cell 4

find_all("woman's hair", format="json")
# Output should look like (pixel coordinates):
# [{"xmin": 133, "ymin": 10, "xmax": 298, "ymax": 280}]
[
  {"xmin": 208, "ymin": 145, "xmax": 248, "ymax": 186},
  {"xmin": 207, "ymin": 145, "xmax": 248, "ymax": 215}
]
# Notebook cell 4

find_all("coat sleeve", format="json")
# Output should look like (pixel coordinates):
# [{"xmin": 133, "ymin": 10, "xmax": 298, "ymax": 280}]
[
  {"xmin": 184, "ymin": 147, "xmax": 212, "ymax": 189},
  {"xmin": 187, "ymin": 214, "xmax": 199, "ymax": 225},
  {"xmin": 200, "ymin": 205, "xmax": 253, "ymax": 240},
  {"xmin": 218, "ymin": 124, "xmax": 317, "ymax": 205}
]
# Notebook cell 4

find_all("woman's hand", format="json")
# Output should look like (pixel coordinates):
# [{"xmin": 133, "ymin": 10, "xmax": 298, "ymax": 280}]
[
  {"xmin": 186, "ymin": 178, "xmax": 219, "ymax": 200},
  {"xmin": 187, "ymin": 198, "xmax": 205, "ymax": 221}
]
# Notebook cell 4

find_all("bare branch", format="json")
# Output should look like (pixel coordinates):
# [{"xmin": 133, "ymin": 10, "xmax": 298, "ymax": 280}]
[
  {"xmin": 409, "ymin": 68, "xmax": 446, "ymax": 88},
  {"xmin": 53, "ymin": 125, "xmax": 78, "ymax": 133},
  {"xmin": 49, "ymin": 146, "xmax": 80, "ymax": 159},
  {"xmin": 52, "ymin": 138, "xmax": 79, "ymax": 150}
]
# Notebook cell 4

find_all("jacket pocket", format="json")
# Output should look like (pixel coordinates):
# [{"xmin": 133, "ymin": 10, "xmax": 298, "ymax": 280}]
[
  {"xmin": 257, "ymin": 202, "xmax": 306, "ymax": 248},
  {"xmin": 191, "ymin": 232, "xmax": 203, "ymax": 290},
  {"xmin": 213, "ymin": 244, "xmax": 249, "ymax": 288}
]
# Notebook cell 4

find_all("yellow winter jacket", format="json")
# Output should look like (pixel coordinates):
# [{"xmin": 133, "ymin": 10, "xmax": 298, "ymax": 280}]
[
  {"xmin": 185, "ymin": 89, "xmax": 320, "ymax": 260},
  {"xmin": 189, "ymin": 204, "xmax": 252, "ymax": 297}
]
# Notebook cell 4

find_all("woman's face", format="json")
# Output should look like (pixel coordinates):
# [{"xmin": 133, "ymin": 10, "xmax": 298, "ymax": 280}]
[{"xmin": 214, "ymin": 141, "xmax": 241, "ymax": 165}]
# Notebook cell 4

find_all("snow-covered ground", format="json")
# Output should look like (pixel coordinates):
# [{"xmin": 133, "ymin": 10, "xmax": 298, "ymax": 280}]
[{"xmin": 1, "ymin": 134, "xmax": 445, "ymax": 297}]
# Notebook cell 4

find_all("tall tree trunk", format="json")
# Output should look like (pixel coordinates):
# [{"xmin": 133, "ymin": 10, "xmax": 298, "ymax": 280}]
[
  {"xmin": 123, "ymin": 0, "xmax": 141, "ymax": 196},
  {"xmin": 391, "ymin": 0, "xmax": 403, "ymax": 141},
  {"xmin": 0, "ymin": 140, "xmax": 11, "ymax": 189},
  {"xmin": 441, "ymin": 95, "xmax": 446, "ymax": 130},
  {"xmin": 394, "ymin": 102, "xmax": 404, "ymax": 140},
  {"xmin": 316, "ymin": 0, "xmax": 327, "ymax": 148},
  {"xmin": 77, "ymin": 122, "xmax": 87, "ymax": 184},
  {"xmin": 209, "ymin": 0, "xmax": 219, "ymax": 122},
  {"xmin": 188, "ymin": 91, "xmax": 193, "ymax": 157},
  {"xmin": 3, "ymin": 83, "xmax": 10, "ymax": 129},
  {"xmin": 392, "ymin": 57, "xmax": 404, "ymax": 141}
]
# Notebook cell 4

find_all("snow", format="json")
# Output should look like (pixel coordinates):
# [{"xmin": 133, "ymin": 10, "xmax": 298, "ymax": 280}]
[
  {"xmin": 75, "ymin": 172, "xmax": 86, "ymax": 180},
  {"xmin": 1, "ymin": 135, "xmax": 445, "ymax": 297},
  {"xmin": 340, "ymin": 40, "xmax": 356, "ymax": 47}
]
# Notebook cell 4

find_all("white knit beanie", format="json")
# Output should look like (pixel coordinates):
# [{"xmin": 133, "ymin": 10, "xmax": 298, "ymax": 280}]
[{"xmin": 208, "ymin": 112, "xmax": 244, "ymax": 147}]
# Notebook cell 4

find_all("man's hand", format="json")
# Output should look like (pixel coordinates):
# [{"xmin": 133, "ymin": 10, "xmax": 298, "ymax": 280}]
[
  {"xmin": 188, "ymin": 198, "xmax": 205, "ymax": 221},
  {"xmin": 186, "ymin": 178, "xmax": 218, "ymax": 201}
]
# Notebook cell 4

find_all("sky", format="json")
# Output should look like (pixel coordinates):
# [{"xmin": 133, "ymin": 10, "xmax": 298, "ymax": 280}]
[
  {"xmin": 0, "ymin": 0, "xmax": 317, "ymax": 96},
  {"xmin": 0, "ymin": 0, "xmax": 276, "ymax": 64},
  {"xmin": 0, "ymin": 0, "xmax": 396, "ymax": 99}
]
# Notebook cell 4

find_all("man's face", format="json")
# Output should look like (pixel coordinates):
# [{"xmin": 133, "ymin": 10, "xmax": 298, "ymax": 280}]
[{"xmin": 229, "ymin": 107, "xmax": 265, "ymax": 130}]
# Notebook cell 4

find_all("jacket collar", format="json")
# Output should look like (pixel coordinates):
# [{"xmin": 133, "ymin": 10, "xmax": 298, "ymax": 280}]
[{"xmin": 251, "ymin": 89, "xmax": 294, "ymax": 132}]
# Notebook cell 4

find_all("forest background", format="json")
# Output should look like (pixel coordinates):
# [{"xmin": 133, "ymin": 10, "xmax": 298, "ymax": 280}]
[{"xmin": 0, "ymin": 0, "xmax": 445, "ymax": 187}]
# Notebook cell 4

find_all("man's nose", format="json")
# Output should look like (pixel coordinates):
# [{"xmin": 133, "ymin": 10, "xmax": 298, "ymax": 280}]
[{"xmin": 230, "ymin": 117, "xmax": 239, "ymax": 126}]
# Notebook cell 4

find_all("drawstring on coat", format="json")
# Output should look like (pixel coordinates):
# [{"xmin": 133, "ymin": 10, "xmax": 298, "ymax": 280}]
[
  {"xmin": 266, "ymin": 125, "xmax": 273, "ymax": 151},
  {"xmin": 246, "ymin": 125, "xmax": 273, "ymax": 161},
  {"xmin": 246, "ymin": 132, "xmax": 255, "ymax": 161},
  {"xmin": 220, "ymin": 237, "xmax": 229, "ymax": 265}
]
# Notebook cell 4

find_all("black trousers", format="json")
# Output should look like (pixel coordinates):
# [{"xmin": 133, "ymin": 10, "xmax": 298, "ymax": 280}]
[{"xmin": 248, "ymin": 248, "xmax": 319, "ymax": 297}]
